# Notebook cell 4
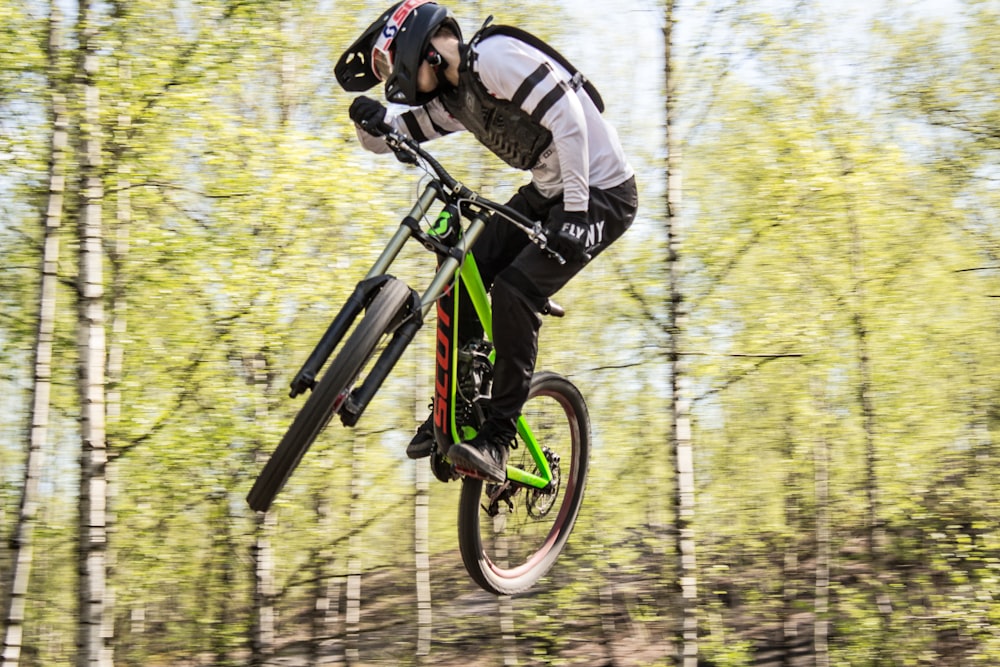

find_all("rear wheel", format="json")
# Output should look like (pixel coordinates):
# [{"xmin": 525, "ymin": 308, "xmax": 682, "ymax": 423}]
[
  {"xmin": 457, "ymin": 371, "xmax": 590, "ymax": 595},
  {"xmin": 247, "ymin": 278, "xmax": 411, "ymax": 512}
]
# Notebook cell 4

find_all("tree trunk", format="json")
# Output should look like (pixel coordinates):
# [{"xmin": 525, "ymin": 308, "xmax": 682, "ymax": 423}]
[
  {"xmin": 346, "ymin": 433, "xmax": 364, "ymax": 665},
  {"xmin": 844, "ymin": 153, "xmax": 892, "ymax": 650},
  {"xmin": 211, "ymin": 499, "xmax": 236, "ymax": 666},
  {"xmin": 101, "ymin": 54, "xmax": 131, "ymax": 667},
  {"xmin": 665, "ymin": 1, "xmax": 698, "ymax": 665},
  {"xmin": 814, "ymin": 424, "xmax": 831, "ymax": 667},
  {"xmin": 308, "ymin": 426, "xmax": 344, "ymax": 665},
  {"xmin": 499, "ymin": 594, "xmax": 517, "ymax": 666},
  {"xmin": 251, "ymin": 511, "xmax": 276, "ymax": 665},
  {"xmin": 414, "ymin": 350, "xmax": 432, "ymax": 658},
  {"xmin": 311, "ymin": 491, "xmax": 342, "ymax": 666},
  {"xmin": 850, "ymin": 226, "xmax": 880, "ymax": 557},
  {"xmin": 414, "ymin": 461, "xmax": 432, "ymax": 658},
  {"xmin": 250, "ymin": 355, "xmax": 276, "ymax": 666},
  {"xmin": 781, "ymin": 420, "xmax": 800, "ymax": 665},
  {"xmin": 76, "ymin": 1, "xmax": 113, "ymax": 664},
  {"xmin": 1, "ymin": 7, "xmax": 67, "ymax": 665}
]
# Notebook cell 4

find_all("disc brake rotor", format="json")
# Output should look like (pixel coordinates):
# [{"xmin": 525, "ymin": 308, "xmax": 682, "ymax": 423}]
[{"xmin": 527, "ymin": 448, "xmax": 560, "ymax": 518}]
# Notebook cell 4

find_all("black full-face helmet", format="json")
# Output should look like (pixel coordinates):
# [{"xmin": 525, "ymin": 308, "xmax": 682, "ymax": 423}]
[{"xmin": 335, "ymin": 0, "xmax": 461, "ymax": 106}]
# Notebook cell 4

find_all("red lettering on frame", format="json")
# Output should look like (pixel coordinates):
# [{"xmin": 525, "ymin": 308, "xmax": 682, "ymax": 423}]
[{"xmin": 433, "ymin": 301, "xmax": 452, "ymax": 431}]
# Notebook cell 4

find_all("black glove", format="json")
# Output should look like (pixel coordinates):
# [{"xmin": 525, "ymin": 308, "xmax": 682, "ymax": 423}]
[
  {"xmin": 547, "ymin": 211, "xmax": 591, "ymax": 263},
  {"xmin": 349, "ymin": 96, "xmax": 387, "ymax": 136}
]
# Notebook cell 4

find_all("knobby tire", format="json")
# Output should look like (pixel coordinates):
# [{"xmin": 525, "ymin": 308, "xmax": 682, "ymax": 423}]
[
  {"xmin": 247, "ymin": 278, "xmax": 411, "ymax": 512},
  {"xmin": 457, "ymin": 371, "xmax": 590, "ymax": 595}
]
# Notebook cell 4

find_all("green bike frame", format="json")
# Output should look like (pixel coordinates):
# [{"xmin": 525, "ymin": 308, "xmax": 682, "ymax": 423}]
[
  {"xmin": 453, "ymin": 249, "xmax": 554, "ymax": 490},
  {"xmin": 365, "ymin": 182, "xmax": 554, "ymax": 491}
]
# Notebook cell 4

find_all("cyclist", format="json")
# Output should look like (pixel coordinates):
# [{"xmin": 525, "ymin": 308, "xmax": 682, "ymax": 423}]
[{"xmin": 335, "ymin": 0, "xmax": 638, "ymax": 483}]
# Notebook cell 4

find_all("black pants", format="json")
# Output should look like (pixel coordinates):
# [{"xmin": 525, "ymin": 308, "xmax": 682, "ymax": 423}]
[{"xmin": 458, "ymin": 176, "xmax": 638, "ymax": 431}]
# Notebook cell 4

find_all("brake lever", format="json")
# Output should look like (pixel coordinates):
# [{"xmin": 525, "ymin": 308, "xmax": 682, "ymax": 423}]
[
  {"xmin": 375, "ymin": 125, "xmax": 425, "ymax": 168},
  {"xmin": 529, "ymin": 224, "xmax": 567, "ymax": 266}
]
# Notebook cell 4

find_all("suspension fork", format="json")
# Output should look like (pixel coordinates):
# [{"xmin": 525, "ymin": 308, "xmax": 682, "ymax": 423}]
[
  {"xmin": 339, "ymin": 287, "xmax": 423, "ymax": 427},
  {"xmin": 367, "ymin": 185, "xmax": 440, "ymax": 279},
  {"xmin": 289, "ymin": 185, "xmax": 440, "ymax": 398}
]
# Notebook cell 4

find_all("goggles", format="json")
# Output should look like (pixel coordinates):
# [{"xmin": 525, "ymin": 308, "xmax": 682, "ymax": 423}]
[{"xmin": 371, "ymin": 0, "xmax": 434, "ymax": 81}]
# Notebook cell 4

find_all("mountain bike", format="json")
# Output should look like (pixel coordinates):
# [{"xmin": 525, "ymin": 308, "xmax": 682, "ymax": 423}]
[{"xmin": 246, "ymin": 121, "xmax": 590, "ymax": 595}]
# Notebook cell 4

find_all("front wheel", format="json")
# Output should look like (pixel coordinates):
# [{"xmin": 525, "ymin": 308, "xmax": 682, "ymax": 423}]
[
  {"xmin": 457, "ymin": 371, "xmax": 590, "ymax": 595},
  {"xmin": 247, "ymin": 277, "xmax": 411, "ymax": 512}
]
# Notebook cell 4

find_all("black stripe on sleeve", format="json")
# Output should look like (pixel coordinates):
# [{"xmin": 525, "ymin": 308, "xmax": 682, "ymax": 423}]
[
  {"xmin": 511, "ymin": 63, "xmax": 555, "ymax": 109},
  {"xmin": 529, "ymin": 81, "xmax": 569, "ymax": 123},
  {"xmin": 401, "ymin": 111, "xmax": 429, "ymax": 143}
]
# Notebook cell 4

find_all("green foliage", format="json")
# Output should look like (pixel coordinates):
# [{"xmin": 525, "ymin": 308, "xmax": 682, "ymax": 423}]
[
  {"xmin": 3, "ymin": 0, "xmax": 1000, "ymax": 664},
  {"xmin": 676, "ymin": 1, "xmax": 1000, "ymax": 663}
]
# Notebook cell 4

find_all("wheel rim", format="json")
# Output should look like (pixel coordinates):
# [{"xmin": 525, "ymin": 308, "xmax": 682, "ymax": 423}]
[{"xmin": 475, "ymin": 389, "xmax": 581, "ymax": 581}]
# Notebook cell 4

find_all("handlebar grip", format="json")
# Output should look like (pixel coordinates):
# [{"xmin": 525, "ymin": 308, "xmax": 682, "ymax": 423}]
[{"xmin": 358, "ymin": 119, "xmax": 394, "ymax": 138}]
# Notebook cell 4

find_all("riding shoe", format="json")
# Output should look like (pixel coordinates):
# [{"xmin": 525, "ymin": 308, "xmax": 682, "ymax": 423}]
[
  {"xmin": 406, "ymin": 413, "xmax": 435, "ymax": 460},
  {"xmin": 448, "ymin": 420, "xmax": 513, "ymax": 484}
]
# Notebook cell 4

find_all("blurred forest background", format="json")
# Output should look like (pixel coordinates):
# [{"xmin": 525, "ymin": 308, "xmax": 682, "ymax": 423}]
[{"xmin": 1, "ymin": 0, "xmax": 999, "ymax": 665}]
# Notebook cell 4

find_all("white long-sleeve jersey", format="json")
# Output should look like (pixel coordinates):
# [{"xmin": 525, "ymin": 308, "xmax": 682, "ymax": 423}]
[{"xmin": 356, "ymin": 33, "xmax": 634, "ymax": 213}]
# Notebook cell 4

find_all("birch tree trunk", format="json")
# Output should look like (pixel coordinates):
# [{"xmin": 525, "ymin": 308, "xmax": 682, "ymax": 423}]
[
  {"xmin": 414, "ymin": 460, "xmax": 432, "ymax": 659},
  {"xmin": 814, "ymin": 424, "xmax": 831, "ymax": 667},
  {"xmin": 101, "ymin": 57, "xmax": 131, "ymax": 667},
  {"xmin": 250, "ymin": 354, "xmax": 276, "ymax": 666},
  {"xmin": 76, "ymin": 1, "xmax": 112, "ymax": 664},
  {"xmin": 311, "ymin": 490, "xmax": 343, "ymax": 665},
  {"xmin": 499, "ymin": 594, "xmax": 517, "ymax": 666},
  {"xmin": 251, "ymin": 511, "xmax": 276, "ymax": 666},
  {"xmin": 1, "ymin": 7, "xmax": 67, "ymax": 665},
  {"xmin": 346, "ymin": 433, "xmax": 364, "ymax": 665},
  {"xmin": 664, "ymin": 1, "xmax": 698, "ymax": 665},
  {"xmin": 413, "ymin": 334, "xmax": 432, "ymax": 660},
  {"xmin": 304, "ymin": 415, "xmax": 345, "ymax": 664},
  {"xmin": 781, "ymin": 422, "xmax": 801, "ymax": 663}
]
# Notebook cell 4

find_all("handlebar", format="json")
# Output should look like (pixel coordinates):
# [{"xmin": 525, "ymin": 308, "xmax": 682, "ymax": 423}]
[
  {"xmin": 362, "ymin": 119, "xmax": 571, "ymax": 264},
  {"xmin": 372, "ymin": 121, "xmax": 465, "ymax": 194}
]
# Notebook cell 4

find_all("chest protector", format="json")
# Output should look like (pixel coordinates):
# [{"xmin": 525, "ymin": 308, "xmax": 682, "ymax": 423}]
[{"xmin": 438, "ymin": 24, "xmax": 604, "ymax": 171}]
